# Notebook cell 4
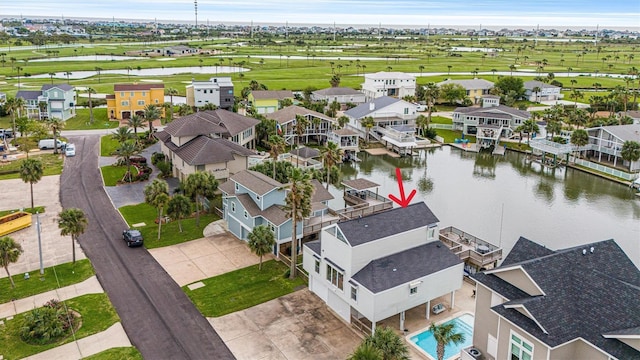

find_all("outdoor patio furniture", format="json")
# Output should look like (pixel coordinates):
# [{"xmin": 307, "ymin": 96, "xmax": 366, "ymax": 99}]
[{"xmin": 432, "ymin": 303, "xmax": 445, "ymax": 315}]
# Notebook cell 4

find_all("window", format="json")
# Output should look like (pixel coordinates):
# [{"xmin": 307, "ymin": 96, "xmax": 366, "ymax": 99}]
[
  {"xmin": 235, "ymin": 183, "xmax": 239, "ymax": 191},
  {"xmin": 510, "ymin": 332, "xmax": 533, "ymax": 360},
  {"xmin": 231, "ymin": 202, "xmax": 235, "ymax": 212},
  {"xmin": 404, "ymin": 108, "xmax": 409, "ymax": 115},
  {"xmin": 428, "ymin": 226, "xmax": 436, "ymax": 239},
  {"xmin": 137, "ymin": 100, "xmax": 145, "ymax": 106},
  {"xmin": 325, "ymin": 264, "xmax": 344, "ymax": 290},
  {"xmin": 256, "ymin": 195, "xmax": 260, "ymax": 200},
  {"xmin": 410, "ymin": 286, "xmax": 418, "ymax": 295},
  {"xmin": 314, "ymin": 260, "xmax": 320, "ymax": 273},
  {"xmin": 130, "ymin": 92, "xmax": 134, "ymax": 96},
  {"xmin": 195, "ymin": 165, "xmax": 205, "ymax": 171},
  {"xmin": 121, "ymin": 101, "xmax": 129, "ymax": 106},
  {"xmin": 244, "ymin": 210, "xmax": 248, "ymax": 219},
  {"xmin": 351, "ymin": 286, "xmax": 358, "ymax": 301},
  {"xmin": 142, "ymin": 91, "xmax": 146, "ymax": 96}
]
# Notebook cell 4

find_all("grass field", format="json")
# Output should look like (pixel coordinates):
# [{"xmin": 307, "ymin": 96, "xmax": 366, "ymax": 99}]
[
  {"xmin": 183, "ymin": 260, "xmax": 307, "ymax": 317},
  {"xmin": 119, "ymin": 202, "xmax": 219, "ymax": 248},
  {"xmin": 0, "ymin": 293, "xmax": 119, "ymax": 360},
  {"xmin": 100, "ymin": 135, "xmax": 120, "ymax": 156},
  {"xmin": 83, "ymin": 347, "xmax": 143, "ymax": 360},
  {"xmin": 0, "ymin": 259, "xmax": 95, "ymax": 304},
  {"xmin": 100, "ymin": 165, "xmax": 128, "ymax": 186},
  {"xmin": 0, "ymin": 153, "xmax": 64, "ymax": 180},
  {"xmin": 65, "ymin": 108, "xmax": 119, "ymax": 130}
]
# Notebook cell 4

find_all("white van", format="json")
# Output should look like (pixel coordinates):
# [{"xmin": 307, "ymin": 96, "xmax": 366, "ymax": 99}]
[{"xmin": 38, "ymin": 139, "xmax": 66, "ymax": 150}]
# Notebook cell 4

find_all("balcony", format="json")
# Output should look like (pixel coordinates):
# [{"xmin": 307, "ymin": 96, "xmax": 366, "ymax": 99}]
[{"xmin": 439, "ymin": 226, "xmax": 502, "ymax": 272}]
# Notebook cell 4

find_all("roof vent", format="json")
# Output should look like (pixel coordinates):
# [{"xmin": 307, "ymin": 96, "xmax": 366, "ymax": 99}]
[
  {"xmin": 364, "ymin": 224, "xmax": 368, "ymax": 228},
  {"xmin": 393, "ymin": 268, "xmax": 397, "ymax": 272},
  {"xmin": 369, "ymin": 102, "xmax": 375, "ymax": 111},
  {"xmin": 590, "ymin": 246, "xmax": 595, "ymax": 253},
  {"xmin": 582, "ymin": 249, "xmax": 587, "ymax": 255}
]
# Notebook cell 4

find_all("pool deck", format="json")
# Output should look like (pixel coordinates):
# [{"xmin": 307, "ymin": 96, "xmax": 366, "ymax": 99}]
[{"xmin": 377, "ymin": 280, "xmax": 477, "ymax": 359}]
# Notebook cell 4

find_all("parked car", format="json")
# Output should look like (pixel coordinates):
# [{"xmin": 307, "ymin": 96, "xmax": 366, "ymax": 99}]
[
  {"xmin": 38, "ymin": 139, "xmax": 66, "ymax": 150},
  {"xmin": 122, "ymin": 229, "xmax": 144, "ymax": 247},
  {"xmin": 0, "ymin": 129, "xmax": 14, "ymax": 139},
  {"xmin": 65, "ymin": 143, "xmax": 76, "ymax": 157}
]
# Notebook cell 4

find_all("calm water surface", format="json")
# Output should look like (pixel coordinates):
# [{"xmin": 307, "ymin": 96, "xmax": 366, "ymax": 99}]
[{"xmin": 333, "ymin": 146, "xmax": 640, "ymax": 267}]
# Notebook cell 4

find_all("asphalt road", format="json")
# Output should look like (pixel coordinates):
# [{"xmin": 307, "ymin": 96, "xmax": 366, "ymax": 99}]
[{"xmin": 60, "ymin": 135, "xmax": 235, "ymax": 360}]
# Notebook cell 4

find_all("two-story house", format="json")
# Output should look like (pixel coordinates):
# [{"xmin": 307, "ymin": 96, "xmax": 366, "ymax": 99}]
[
  {"xmin": 219, "ymin": 171, "xmax": 332, "ymax": 255},
  {"xmin": 153, "ymin": 109, "xmax": 260, "ymax": 181},
  {"xmin": 361, "ymin": 72, "xmax": 416, "ymax": 101},
  {"xmin": 311, "ymin": 87, "xmax": 366, "ymax": 108},
  {"xmin": 186, "ymin": 77, "xmax": 234, "ymax": 110},
  {"xmin": 452, "ymin": 96, "xmax": 531, "ymax": 139},
  {"xmin": 344, "ymin": 96, "xmax": 418, "ymax": 141},
  {"xmin": 266, "ymin": 105, "xmax": 336, "ymax": 145},
  {"xmin": 106, "ymin": 83, "xmax": 165, "ymax": 120},
  {"xmin": 524, "ymin": 80, "xmax": 562, "ymax": 102},
  {"xmin": 247, "ymin": 90, "xmax": 294, "ymax": 114},
  {"xmin": 303, "ymin": 202, "xmax": 464, "ymax": 334},
  {"xmin": 467, "ymin": 237, "xmax": 640, "ymax": 360},
  {"xmin": 437, "ymin": 79, "xmax": 494, "ymax": 104},
  {"xmin": 16, "ymin": 84, "xmax": 76, "ymax": 120},
  {"xmin": 586, "ymin": 124, "xmax": 640, "ymax": 172}
]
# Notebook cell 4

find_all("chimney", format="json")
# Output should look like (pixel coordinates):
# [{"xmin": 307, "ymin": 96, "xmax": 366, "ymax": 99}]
[{"xmin": 369, "ymin": 102, "xmax": 375, "ymax": 111}]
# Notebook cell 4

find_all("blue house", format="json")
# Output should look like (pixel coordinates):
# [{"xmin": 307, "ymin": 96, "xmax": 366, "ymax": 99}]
[
  {"xmin": 219, "ymin": 170, "xmax": 333, "ymax": 256},
  {"xmin": 16, "ymin": 84, "xmax": 76, "ymax": 121}
]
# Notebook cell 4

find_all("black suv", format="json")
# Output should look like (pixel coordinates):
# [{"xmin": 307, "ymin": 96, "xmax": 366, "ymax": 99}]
[{"xmin": 122, "ymin": 229, "xmax": 144, "ymax": 247}]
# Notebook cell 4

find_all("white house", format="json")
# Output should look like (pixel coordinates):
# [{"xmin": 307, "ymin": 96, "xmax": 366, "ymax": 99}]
[
  {"xmin": 361, "ymin": 72, "xmax": 416, "ymax": 101},
  {"xmin": 186, "ymin": 77, "xmax": 234, "ymax": 110},
  {"xmin": 303, "ymin": 202, "xmax": 464, "ymax": 334},
  {"xmin": 344, "ymin": 96, "xmax": 418, "ymax": 140},
  {"xmin": 452, "ymin": 96, "xmax": 531, "ymax": 139},
  {"xmin": 586, "ymin": 124, "xmax": 640, "ymax": 172},
  {"xmin": 311, "ymin": 87, "xmax": 366, "ymax": 107},
  {"xmin": 524, "ymin": 80, "xmax": 562, "ymax": 102}
]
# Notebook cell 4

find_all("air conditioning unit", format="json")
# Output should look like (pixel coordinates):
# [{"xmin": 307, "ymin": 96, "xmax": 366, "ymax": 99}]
[{"xmin": 468, "ymin": 347, "xmax": 482, "ymax": 359}]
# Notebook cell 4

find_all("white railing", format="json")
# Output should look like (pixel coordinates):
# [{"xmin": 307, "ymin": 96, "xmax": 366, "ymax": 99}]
[{"xmin": 572, "ymin": 157, "xmax": 638, "ymax": 181}]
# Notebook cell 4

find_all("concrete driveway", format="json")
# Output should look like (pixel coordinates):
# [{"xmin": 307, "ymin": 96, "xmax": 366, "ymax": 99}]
[{"xmin": 209, "ymin": 289, "xmax": 362, "ymax": 360}]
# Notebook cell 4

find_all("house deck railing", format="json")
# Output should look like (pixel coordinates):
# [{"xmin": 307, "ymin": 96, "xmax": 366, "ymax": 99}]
[
  {"xmin": 351, "ymin": 315, "xmax": 371, "ymax": 337},
  {"xmin": 439, "ymin": 226, "xmax": 502, "ymax": 267}
]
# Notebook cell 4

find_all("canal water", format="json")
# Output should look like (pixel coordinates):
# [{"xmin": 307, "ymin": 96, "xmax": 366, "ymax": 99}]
[{"xmin": 333, "ymin": 146, "xmax": 640, "ymax": 267}]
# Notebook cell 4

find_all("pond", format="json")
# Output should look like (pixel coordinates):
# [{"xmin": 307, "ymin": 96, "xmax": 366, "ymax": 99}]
[
  {"xmin": 29, "ymin": 55, "xmax": 147, "ymax": 62},
  {"xmin": 29, "ymin": 66, "xmax": 249, "ymax": 80},
  {"xmin": 331, "ymin": 147, "xmax": 640, "ymax": 267}
]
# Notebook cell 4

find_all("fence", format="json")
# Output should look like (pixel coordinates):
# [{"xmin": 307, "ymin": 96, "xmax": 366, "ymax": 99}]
[
  {"xmin": 572, "ymin": 157, "xmax": 638, "ymax": 181},
  {"xmin": 278, "ymin": 253, "xmax": 308, "ymax": 281},
  {"xmin": 429, "ymin": 123, "xmax": 454, "ymax": 130}
]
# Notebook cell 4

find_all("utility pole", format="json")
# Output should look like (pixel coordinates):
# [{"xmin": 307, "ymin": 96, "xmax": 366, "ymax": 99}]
[
  {"xmin": 36, "ymin": 212, "xmax": 44, "ymax": 276},
  {"xmin": 333, "ymin": 21, "xmax": 336, "ymax": 42},
  {"xmin": 194, "ymin": 0, "xmax": 198, "ymax": 28}
]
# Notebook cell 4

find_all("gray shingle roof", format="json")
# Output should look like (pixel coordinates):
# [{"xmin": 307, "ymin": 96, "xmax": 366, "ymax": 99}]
[
  {"xmin": 164, "ymin": 109, "xmax": 259, "ymax": 137},
  {"xmin": 338, "ymin": 202, "xmax": 439, "ymax": 247},
  {"xmin": 344, "ymin": 96, "xmax": 400, "ymax": 119},
  {"xmin": 16, "ymin": 90, "xmax": 41, "ymax": 100},
  {"xmin": 310, "ymin": 179, "xmax": 334, "ymax": 203},
  {"xmin": 591, "ymin": 124, "xmax": 640, "ymax": 142},
  {"xmin": 313, "ymin": 87, "xmax": 363, "ymax": 96},
  {"xmin": 172, "ymin": 136, "xmax": 255, "ymax": 165},
  {"xmin": 290, "ymin": 146, "xmax": 320, "ymax": 159},
  {"xmin": 501, "ymin": 237, "xmax": 555, "ymax": 266},
  {"xmin": 474, "ymin": 239, "xmax": 640, "ymax": 359},
  {"xmin": 228, "ymin": 170, "xmax": 283, "ymax": 196},
  {"xmin": 351, "ymin": 241, "xmax": 462, "ymax": 293},
  {"xmin": 453, "ymin": 104, "xmax": 530, "ymax": 119},
  {"xmin": 42, "ymin": 84, "xmax": 74, "ymax": 91},
  {"xmin": 437, "ymin": 78, "xmax": 494, "ymax": 90},
  {"xmin": 251, "ymin": 90, "xmax": 293, "ymax": 100},
  {"xmin": 524, "ymin": 80, "xmax": 559, "ymax": 90},
  {"xmin": 266, "ymin": 105, "xmax": 333, "ymax": 125},
  {"xmin": 235, "ymin": 194, "xmax": 289, "ymax": 225},
  {"xmin": 341, "ymin": 178, "xmax": 380, "ymax": 190},
  {"xmin": 305, "ymin": 240, "xmax": 321, "ymax": 256}
]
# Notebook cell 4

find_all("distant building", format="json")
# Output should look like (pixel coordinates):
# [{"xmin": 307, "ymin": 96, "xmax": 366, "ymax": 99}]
[
  {"xmin": 106, "ymin": 83, "xmax": 165, "ymax": 120},
  {"xmin": 186, "ymin": 77, "xmax": 234, "ymax": 110},
  {"xmin": 361, "ymin": 72, "xmax": 416, "ymax": 101},
  {"xmin": 247, "ymin": 90, "xmax": 294, "ymax": 114},
  {"xmin": 311, "ymin": 87, "xmax": 366, "ymax": 107},
  {"xmin": 437, "ymin": 79, "xmax": 494, "ymax": 104},
  {"xmin": 524, "ymin": 80, "xmax": 561, "ymax": 102},
  {"xmin": 469, "ymin": 237, "xmax": 640, "ymax": 360},
  {"xmin": 16, "ymin": 84, "xmax": 76, "ymax": 121},
  {"xmin": 155, "ymin": 45, "xmax": 198, "ymax": 56}
]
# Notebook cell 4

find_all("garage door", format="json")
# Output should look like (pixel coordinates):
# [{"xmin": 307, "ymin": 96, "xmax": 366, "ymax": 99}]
[
  {"xmin": 312, "ymin": 276, "xmax": 328, "ymax": 302},
  {"xmin": 328, "ymin": 291, "xmax": 350, "ymax": 322}
]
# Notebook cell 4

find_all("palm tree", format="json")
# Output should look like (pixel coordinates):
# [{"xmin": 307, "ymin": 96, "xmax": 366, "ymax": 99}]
[
  {"xmin": 348, "ymin": 342, "xmax": 383, "ymax": 360},
  {"xmin": 47, "ymin": 117, "xmax": 65, "ymax": 154},
  {"xmin": 509, "ymin": 64, "xmax": 516, "ymax": 75},
  {"xmin": 363, "ymin": 326, "xmax": 410, "ymax": 360},
  {"xmin": 167, "ymin": 194, "xmax": 192, "ymax": 233},
  {"xmin": 570, "ymin": 129, "xmax": 589, "ymax": 159},
  {"xmin": 0, "ymin": 236, "xmax": 24, "ymax": 288},
  {"xmin": 144, "ymin": 104, "xmax": 160, "ymax": 139},
  {"xmin": 94, "ymin": 67, "xmax": 103, "ymax": 83},
  {"xmin": 64, "ymin": 71, "xmax": 72, "ymax": 84},
  {"xmin": 521, "ymin": 119, "xmax": 540, "ymax": 143},
  {"xmin": 337, "ymin": 115, "xmax": 350, "ymax": 129},
  {"xmin": 621, "ymin": 141, "xmax": 640, "ymax": 171},
  {"xmin": 294, "ymin": 115, "xmax": 309, "ymax": 166},
  {"xmin": 127, "ymin": 115, "xmax": 144, "ymax": 143},
  {"xmin": 419, "ymin": 65, "xmax": 425, "ymax": 77},
  {"xmin": 569, "ymin": 89, "xmax": 584, "ymax": 114},
  {"xmin": 247, "ymin": 225, "xmax": 276, "ymax": 270},
  {"xmin": 321, "ymin": 141, "xmax": 342, "ymax": 189},
  {"xmin": 115, "ymin": 141, "xmax": 139, "ymax": 182},
  {"xmin": 48, "ymin": 72, "xmax": 55, "ymax": 84},
  {"xmin": 268, "ymin": 135, "xmax": 287, "ymax": 180},
  {"xmin": 361, "ymin": 116, "xmax": 375, "ymax": 143},
  {"xmin": 423, "ymin": 83, "xmax": 440, "ymax": 126},
  {"xmin": 20, "ymin": 158, "xmax": 43, "ymax": 211},
  {"xmin": 429, "ymin": 322, "xmax": 466, "ymax": 360},
  {"xmin": 532, "ymin": 86, "xmax": 541, "ymax": 103},
  {"xmin": 165, "ymin": 87, "xmax": 178, "ymax": 121},
  {"xmin": 144, "ymin": 179, "xmax": 170, "ymax": 240},
  {"xmin": 126, "ymin": 66, "xmax": 132, "ymax": 81},
  {"xmin": 283, "ymin": 167, "xmax": 314, "ymax": 279},
  {"xmin": 112, "ymin": 126, "xmax": 134, "ymax": 144},
  {"xmin": 546, "ymin": 120, "xmax": 563, "ymax": 140},
  {"xmin": 57, "ymin": 208, "xmax": 88, "ymax": 264},
  {"xmin": 416, "ymin": 114, "xmax": 429, "ymax": 137},
  {"xmin": 183, "ymin": 171, "xmax": 218, "ymax": 227},
  {"xmin": 86, "ymin": 87, "xmax": 96, "ymax": 124}
]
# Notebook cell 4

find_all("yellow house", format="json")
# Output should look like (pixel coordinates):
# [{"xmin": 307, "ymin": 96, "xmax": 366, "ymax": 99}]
[
  {"xmin": 247, "ymin": 90, "xmax": 293, "ymax": 114},
  {"xmin": 436, "ymin": 79, "xmax": 494, "ymax": 104},
  {"xmin": 106, "ymin": 83, "xmax": 165, "ymax": 120}
]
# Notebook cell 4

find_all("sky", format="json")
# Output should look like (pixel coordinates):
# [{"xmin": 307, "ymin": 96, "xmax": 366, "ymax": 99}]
[{"xmin": 5, "ymin": 0, "xmax": 640, "ymax": 29}]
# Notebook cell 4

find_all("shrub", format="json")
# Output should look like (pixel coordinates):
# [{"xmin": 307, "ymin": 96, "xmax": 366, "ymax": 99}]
[
  {"xmin": 156, "ymin": 160, "xmax": 172, "ymax": 178},
  {"xmin": 20, "ymin": 299, "xmax": 77, "ymax": 345},
  {"xmin": 151, "ymin": 152, "xmax": 166, "ymax": 165},
  {"xmin": 425, "ymin": 127, "xmax": 438, "ymax": 140}
]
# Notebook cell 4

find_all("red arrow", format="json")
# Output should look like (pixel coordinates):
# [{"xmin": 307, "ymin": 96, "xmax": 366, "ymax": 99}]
[{"xmin": 388, "ymin": 168, "xmax": 416, "ymax": 208}]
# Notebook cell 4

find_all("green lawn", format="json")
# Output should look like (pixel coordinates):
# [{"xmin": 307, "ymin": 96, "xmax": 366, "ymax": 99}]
[
  {"xmin": 434, "ymin": 129, "xmax": 466, "ymax": 143},
  {"xmin": 83, "ymin": 347, "xmax": 143, "ymax": 360},
  {"xmin": 430, "ymin": 116, "xmax": 453, "ymax": 125},
  {"xmin": 0, "ymin": 206, "xmax": 45, "ymax": 217},
  {"xmin": 100, "ymin": 165, "xmax": 128, "ymax": 186},
  {"xmin": 0, "ymin": 154, "xmax": 64, "ymax": 180},
  {"xmin": 0, "ymin": 293, "xmax": 119, "ymax": 359},
  {"xmin": 0, "ymin": 259, "xmax": 95, "ymax": 304},
  {"xmin": 119, "ymin": 202, "xmax": 220, "ymax": 249},
  {"xmin": 100, "ymin": 135, "xmax": 120, "ymax": 156},
  {"xmin": 184, "ymin": 260, "xmax": 307, "ymax": 317},
  {"xmin": 64, "ymin": 108, "xmax": 119, "ymax": 130}
]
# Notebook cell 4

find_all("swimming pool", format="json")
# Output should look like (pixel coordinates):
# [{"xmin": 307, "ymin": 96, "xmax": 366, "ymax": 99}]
[{"xmin": 409, "ymin": 313, "xmax": 474, "ymax": 360}]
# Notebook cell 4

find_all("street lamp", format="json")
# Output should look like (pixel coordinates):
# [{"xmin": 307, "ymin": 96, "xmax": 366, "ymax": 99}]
[{"xmin": 36, "ymin": 211, "xmax": 44, "ymax": 277}]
